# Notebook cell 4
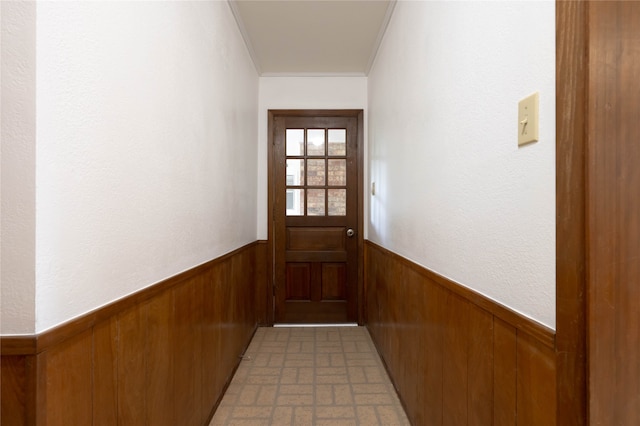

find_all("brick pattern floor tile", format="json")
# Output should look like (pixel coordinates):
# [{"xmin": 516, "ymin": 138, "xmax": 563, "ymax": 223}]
[{"xmin": 209, "ymin": 327, "xmax": 410, "ymax": 426}]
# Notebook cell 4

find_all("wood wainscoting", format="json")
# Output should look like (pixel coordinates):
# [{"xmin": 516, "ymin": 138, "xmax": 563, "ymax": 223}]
[
  {"xmin": 1, "ymin": 241, "xmax": 268, "ymax": 426},
  {"xmin": 365, "ymin": 241, "xmax": 556, "ymax": 425}
]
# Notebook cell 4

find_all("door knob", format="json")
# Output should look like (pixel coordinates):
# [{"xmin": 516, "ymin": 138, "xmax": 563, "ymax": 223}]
[{"xmin": 346, "ymin": 228, "xmax": 355, "ymax": 238}]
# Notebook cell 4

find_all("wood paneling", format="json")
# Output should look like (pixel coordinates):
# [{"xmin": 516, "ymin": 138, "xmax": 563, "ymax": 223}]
[
  {"xmin": 493, "ymin": 319, "xmax": 517, "ymax": 426},
  {"xmin": 422, "ymin": 279, "xmax": 445, "ymax": 425},
  {"xmin": 0, "ymin": 241, "xmax": 263, "ymax": 425},
  {"xmin": 516, "ymin": 332, "xmax": 556, "ymax": 425},
  {"xmin": 442, "ymin": 293, "xmax": 469, "ymax": 426},
  {"xmin": 93, "ymin": 317, "xmax": 118, "ymax": 426},
  {"xmin": 45, "ymin": 330, "xmax": 93, "ymax": 425},
  {"xmin": 365, "ymin": 241, "xmax": 556, "ymax": 425},
  {"xmin": 202, "ymin": 265, "xmax": 221, "ymax": 414},
  {"xmin": 467, "ymin": 305, "xmax": 493, "ymax": 426},
  {"xmin": 1, "ymin": 355, "xmax": 36, "ymax": 425},
  {"xmin": 174, "ymin": 281, "xmax": 203, "ymax": 426},
  {"xmin": 145, "ymin": 290, "xmax": 174, "ymax": 426},
  {"xmin": 117, "ymin": 303, "xmax": 148, "ymax": 425}
]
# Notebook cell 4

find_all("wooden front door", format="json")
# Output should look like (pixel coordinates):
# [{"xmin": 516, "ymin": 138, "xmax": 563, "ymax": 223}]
[{"xmin": 271, "ymin": 111, "xmax": 361, "ymax": 323}]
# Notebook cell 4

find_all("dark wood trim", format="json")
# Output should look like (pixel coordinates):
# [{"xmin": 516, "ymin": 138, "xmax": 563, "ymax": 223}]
[
  {"xmin": 255, "ymin": 240, "xmax": 270, "ymax": 326},
  {"xmin": 555, "ymin": 1, "xmax": 588, "ymax": 424},
  {"xmin": 1, "ymin": 337, "xmax": 38, "ymax": 356},
  {"xmin": 556, "ymin": 3, "xmax": 640, "ymax": 423},
  {"xmin": 365, "ymin": 240, "xmax": 555, "ymax": 349},
  {"xmin": 356, "ymin": 110, "xmax": 365, "ymax": 325},
  {"xmin": 267, "ymin": 111, "xmax": 276, "ymax": 325},
  {"xmin": 267, "ymin": 109, "xmax": 365, "ymax": 325},
  {"xmin": 267, "ymin": 109, "xmax": 363, "ymax": 118},
  {"xmin": 1, "ymin": 241, "xmax": 260, "ymax": 356},
  {"xmin": 584, "ymin": 3, "xmax": 640, "ymax": 424}
]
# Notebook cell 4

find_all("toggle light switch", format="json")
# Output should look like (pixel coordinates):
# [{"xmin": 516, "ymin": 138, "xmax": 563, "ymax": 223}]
[{"xmin": 518, "ymin": 92, "xmax": 539, "ymax": 146}]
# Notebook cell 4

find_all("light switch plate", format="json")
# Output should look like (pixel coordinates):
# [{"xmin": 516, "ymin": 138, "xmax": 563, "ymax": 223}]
[{"xmin": 518, "ymin": 92, "xmax": 539, "ymax": 146}]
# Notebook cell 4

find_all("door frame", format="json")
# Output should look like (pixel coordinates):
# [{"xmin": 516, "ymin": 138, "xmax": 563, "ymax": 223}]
[
  {"xmin": 267, "ymin": 109, "xmax": 365, "ymax": 325},
  {"xmin": 556, "ymin": 1, "xmax": 588, "ymax": 423}
]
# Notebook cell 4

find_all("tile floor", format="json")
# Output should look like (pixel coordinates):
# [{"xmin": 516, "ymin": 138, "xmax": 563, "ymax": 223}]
[{"xmin": 209, "ymin": 326, "xmax": 411, "ymax": 426}]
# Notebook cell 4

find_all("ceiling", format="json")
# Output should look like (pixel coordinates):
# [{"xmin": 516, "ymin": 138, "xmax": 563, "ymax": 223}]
[{"xmin": 228, "ymin": 0, "xmax": 396, "ymax": 75}]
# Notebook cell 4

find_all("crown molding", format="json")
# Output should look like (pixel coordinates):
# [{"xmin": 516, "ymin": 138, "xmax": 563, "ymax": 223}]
[
  {"xmin": 365, "ymin": 0, "xmax": 397, "ymax": 75},
  {"xmin": 227, "ymin": 0, "xmax": 262, "ymax": 75}
]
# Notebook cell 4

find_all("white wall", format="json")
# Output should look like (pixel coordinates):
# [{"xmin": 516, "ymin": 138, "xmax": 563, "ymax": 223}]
[
  {"xmin": 368, "ymin": 1, "xmax": 556, "ymax": 328},
  {"xmin": 1, "ymin": 1, "xmax": 37, "ymax": 334},
  {"xmin": 257, "ymin": 76, "xmax": 368, "ymax": 239},
  {"xmin": 31, "ymin": 1, "xmax": 258, "ymax": 333}
]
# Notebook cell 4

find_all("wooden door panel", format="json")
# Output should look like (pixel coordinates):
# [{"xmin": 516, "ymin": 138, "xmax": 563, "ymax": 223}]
[
  {"xmin": 286, "ymin": 252, "xmax": 347, "ymax": 263},
  {"xmin": 279, "ymin": 300, "xmax": 347, "ymax": 323},
  {"xmin": 286, "ymin": 263, "xmax": 311, "ymax": 300},
  {"xmin": 285, "ymin": 262, "xmax": 348, "ymax": 303},
  {"xmin": 287, "ymin": 227, "xmax": 346, "ymax": 250},
  {"xmin": 273, "ymin": 111, "xmax": 360, "ymax": 323},
  {"xmin": 321, "ymin": 263, "xmax": 347, "ymax": 300}
]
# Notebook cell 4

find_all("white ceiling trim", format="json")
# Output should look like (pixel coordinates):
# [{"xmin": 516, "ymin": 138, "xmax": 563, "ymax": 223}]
[
  {"xmin": 260, "ymin": 72, "xmax": 367, "ymax": 78},
  {"xmin": 365, "ymin": 0, "xmax": 397, "ymax": 75},
  {"xmin": 227, "ymin": 0, "xmax": 262, "ymax": 75}
]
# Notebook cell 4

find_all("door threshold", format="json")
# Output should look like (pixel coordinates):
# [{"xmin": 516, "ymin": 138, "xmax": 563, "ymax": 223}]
[{"xmin": 273, "ymin": 323, "xmax": 358, "ymax": 328}]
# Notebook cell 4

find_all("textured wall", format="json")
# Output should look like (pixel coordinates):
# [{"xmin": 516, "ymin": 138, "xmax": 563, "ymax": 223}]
[
  {"xmin": 34, "ymin": 1, "xmax": 258, "ymax": 332},
  {"xmin": 1, "ymin": 1, "xmax": 37, "ymax": 334},
  {"xmin": 368, "ymin": 1, "xmax": 556, "ymax": 327},
  {"xmin": 256, "ymin": 76, "xmax": 368, "ymax": 239}
]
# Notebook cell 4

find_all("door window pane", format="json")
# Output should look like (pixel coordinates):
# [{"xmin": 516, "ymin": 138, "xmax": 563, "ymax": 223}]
[
  {"xmin": 328, "ymin": 189, "xmax": 346, "ymax": 216},
  {"xmin": 286, "ymin": 190, "xmax": 294, "ymax": 209},
  {"xmin": 286, "ymin": 129, "xmax": 304, "ymax": 156},
  {"xmin": 307, "ymin": 189, "xmax": 325, "ymax": 216},
  {"xmin": 286, "ymin": 189, "xmax": 304, "ymax": 216},
  {"xmin": 307, "ymin": 129, "xmax": 325, "ymax": 156},
  {"xmin": 286, "ymin": 159, "xmax": 304, "ymax": 186},
  {"xmin": 328, "ymin": 159, "xmax": 346, "ymax": 186},
  {"xmin": 328, "ymin": 129, "xmax": 346, "ymax": 156},
  {"xmin": 307, "ymin": 159, "xmax": 325, "ymax": 186},
  {"xmin": 284, "ymin": 126, "xmax": 349, "ymax": 218}
]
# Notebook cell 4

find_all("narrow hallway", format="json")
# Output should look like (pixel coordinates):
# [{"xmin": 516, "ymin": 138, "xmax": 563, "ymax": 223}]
[{"xmin": 210, "ymin": 327, "xmax": 410, "ymax": 426}]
